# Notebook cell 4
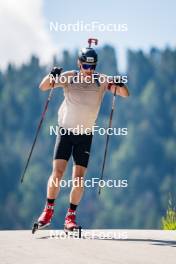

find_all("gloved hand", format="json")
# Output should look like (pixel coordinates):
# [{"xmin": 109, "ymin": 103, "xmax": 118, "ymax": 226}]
[
  {"xmin": 113, "ymin": 77, "xmax": 126, "ymax": 87},
  {"xmin": 50, "ymin": 67, "xmax": 63, "ymax": 78}
]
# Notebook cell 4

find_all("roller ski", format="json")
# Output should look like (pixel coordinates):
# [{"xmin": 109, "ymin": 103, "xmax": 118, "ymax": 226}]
[
  {"xmin": 32, "ymin": 203, "xmax": 54, "ymax": 234},
  {"xmin": 64, "ymin": 209, "xmax": 82, "ymax": 238}
]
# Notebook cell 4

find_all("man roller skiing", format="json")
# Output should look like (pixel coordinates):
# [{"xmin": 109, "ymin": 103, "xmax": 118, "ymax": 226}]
[{"xmin": 36, "ymin": 39, "xmax": 129, "ymax": 233}]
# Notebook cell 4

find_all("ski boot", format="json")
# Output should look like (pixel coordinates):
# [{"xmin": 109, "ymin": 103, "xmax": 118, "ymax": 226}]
[
  {"xmin": 64, "ymin": 209, "xmax": 82, "ymax": 238},
  {"xmin": 32, "ymin": 203, "xmax": 54, "ymax": 234}
]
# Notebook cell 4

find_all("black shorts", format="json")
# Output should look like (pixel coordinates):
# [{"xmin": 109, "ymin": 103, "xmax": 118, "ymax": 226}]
[{"xmin": 53, "ymin": 127, "xmax": 93, "ymax": 168}]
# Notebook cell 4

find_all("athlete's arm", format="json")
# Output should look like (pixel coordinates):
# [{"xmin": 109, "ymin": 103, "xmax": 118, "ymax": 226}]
[
  {"xmin": 39, "ymin": 74, "xmax": 55, "ymax": 91},
  {"xmin": 39, "ymin": 67, "xmax": 63, "ymax": 91}
]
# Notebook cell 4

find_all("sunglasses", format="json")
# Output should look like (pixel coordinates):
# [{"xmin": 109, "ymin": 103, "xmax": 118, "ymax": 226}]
[{"xmin": 81, "ymin": 63, "xmax": 96, "ymax": 70}]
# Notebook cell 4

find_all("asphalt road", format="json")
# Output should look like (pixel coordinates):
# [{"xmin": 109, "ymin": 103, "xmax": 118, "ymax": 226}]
[{"xmin": 0, "ymin": 229, "xmax": 176, "ymax": 264}]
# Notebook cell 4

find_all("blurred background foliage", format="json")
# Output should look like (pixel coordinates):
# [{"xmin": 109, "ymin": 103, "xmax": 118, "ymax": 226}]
[{"xmin": 0, "ymin": 45, "xmax": 176, "ymax": 229}]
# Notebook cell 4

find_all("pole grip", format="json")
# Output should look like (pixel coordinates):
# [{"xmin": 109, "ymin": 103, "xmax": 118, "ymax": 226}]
[{"xmin": 88, "ymin": 38, "xmax": 98, "ymax": 48}]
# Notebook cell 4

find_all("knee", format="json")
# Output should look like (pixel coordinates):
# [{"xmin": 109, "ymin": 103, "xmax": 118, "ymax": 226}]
[
  {"xmin": 73, "ymin": 172, "xmax": 84, "ymax": 180},
  {"xmin": 52, "ymin": 166, "xmax": 64, "ymax": 180},
  {"xmin": 72, "ymin": 174, "xmax": 84, "ymax": 189}
]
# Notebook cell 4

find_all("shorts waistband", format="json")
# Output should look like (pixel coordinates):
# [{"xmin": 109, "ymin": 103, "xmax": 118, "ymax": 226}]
[{"xmin": 59, "ymin": 127, "xmax": 93, "ymax": 136}]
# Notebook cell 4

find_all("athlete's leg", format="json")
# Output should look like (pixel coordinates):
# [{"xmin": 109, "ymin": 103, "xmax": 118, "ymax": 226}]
[
  {"xmin": 47, "ymin": 128, "xmax": 72, "ymax": 199},
  {"xmin": 47, "ymin": 159, "xmax": 68, "ymax": 199},
  {"xmin": 70, "ymin": 133, "xmax": 93, "ymax": 205},
  {"xmin": 64, "ymin": 134, "xmax": 92, "ymax": 230},
  {"xmin": 69, "ymin": 165, "xmax": 87, "ymax": 205},
  {"xmin": 37, "ymin": 130, "xmax": 72, "ymax": 227}
]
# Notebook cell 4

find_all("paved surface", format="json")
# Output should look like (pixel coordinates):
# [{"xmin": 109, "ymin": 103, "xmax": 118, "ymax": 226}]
[{"xmin": 0, "ymin": 229, "xmax": 176, "ymax": 264}]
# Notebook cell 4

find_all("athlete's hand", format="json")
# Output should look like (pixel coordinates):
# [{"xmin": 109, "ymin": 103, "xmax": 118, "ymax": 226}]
[
  {"xmin": 113, "ymin": 77, "xmax": 126, "ymax": 87},
  {"xmin": 50, "ymin": 67, "xmax": 63, "ymax": 78}
]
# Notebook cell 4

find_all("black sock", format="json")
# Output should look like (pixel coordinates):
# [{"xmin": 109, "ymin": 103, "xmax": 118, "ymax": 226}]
[
  {"xmin": 70, "ymin": 203, "xmax": 77, "ymax": 211},
  {"xmin": 47, "ymin": 198, "xmax": 55, "ymax": 204}
]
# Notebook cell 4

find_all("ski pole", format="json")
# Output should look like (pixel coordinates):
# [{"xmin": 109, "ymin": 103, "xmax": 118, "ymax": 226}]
[
  {"xmin": 98, "ymin": 86, "xmax": 117, "ymax": 195},
  {"xmin": 20, "ymin": 80, "xmax": 56, "ymax": 183}
]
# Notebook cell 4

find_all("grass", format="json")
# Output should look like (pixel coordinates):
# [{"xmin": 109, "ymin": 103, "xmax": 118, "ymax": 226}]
[{"xmin": 162, "ymin": 194, "xmax": 176, "ymax": 230}]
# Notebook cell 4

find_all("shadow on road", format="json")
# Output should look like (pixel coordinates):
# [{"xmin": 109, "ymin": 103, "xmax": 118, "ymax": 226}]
[{"xmin": 36, "ymin": 234, "xmax": 176, "ymax": 247}]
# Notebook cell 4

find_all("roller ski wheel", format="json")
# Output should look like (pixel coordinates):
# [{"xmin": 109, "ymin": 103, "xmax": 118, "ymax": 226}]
[
  {"xmin": 64, "ymin": 225, "xmax": 82, "ymax": 238},
  {"xmin": 32, "ymin": 221, "xmax": 51, "ymax": 234}
]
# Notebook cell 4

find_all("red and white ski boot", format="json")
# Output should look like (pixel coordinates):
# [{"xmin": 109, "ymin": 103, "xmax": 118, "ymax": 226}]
[
  {"xmin": 64, "ymin": 209, "xmax": 82, "ymax": 238},
  {"xmin": 32, "ymin": 203, "xmax": 54, "ymax": 234}
]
